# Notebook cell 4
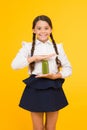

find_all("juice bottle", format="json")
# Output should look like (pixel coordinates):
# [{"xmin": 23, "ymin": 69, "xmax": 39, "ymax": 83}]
[{"xmin": 42, "ymin": 60, "xmax": 49, "ymax": 74}]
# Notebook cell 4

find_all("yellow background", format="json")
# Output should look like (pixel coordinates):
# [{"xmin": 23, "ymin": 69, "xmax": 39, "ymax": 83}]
[{"xmin": 0, "ymin": 0, "xmax": 87, "ymax": 130}]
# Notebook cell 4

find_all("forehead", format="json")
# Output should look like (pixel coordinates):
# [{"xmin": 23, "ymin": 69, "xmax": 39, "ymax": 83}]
[{"xmin": 35, "ymin": 20, "xmax": 50, "ymax": 27}]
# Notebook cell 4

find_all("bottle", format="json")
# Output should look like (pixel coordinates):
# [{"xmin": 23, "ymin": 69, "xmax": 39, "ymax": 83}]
[{"xmin": 42, "ymin": 60, "xmax": 49, "ymax": 74}]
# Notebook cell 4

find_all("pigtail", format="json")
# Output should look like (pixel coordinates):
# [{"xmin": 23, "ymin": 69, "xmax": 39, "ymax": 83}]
[
  {"xmin": 50, "ymin": 33, "xmax": 61, "ymax": 69},
  {"xmin": 29, "ymin": 33, "xmax": 36, "ymax": 73}
]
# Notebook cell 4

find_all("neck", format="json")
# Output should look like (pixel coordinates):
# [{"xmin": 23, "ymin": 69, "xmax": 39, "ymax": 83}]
[{"xmin": 37, "ymin": 38, "xmax": 49, "ymax": 43}]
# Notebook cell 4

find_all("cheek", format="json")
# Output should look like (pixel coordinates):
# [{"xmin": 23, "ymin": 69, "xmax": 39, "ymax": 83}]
[
  {"xmin": 34, "ymin": 31, "xmax": 39, "ymax": 35},
  {"xmin": 36, "ymin": 32, "xmax": 40, "ymax": 35}
]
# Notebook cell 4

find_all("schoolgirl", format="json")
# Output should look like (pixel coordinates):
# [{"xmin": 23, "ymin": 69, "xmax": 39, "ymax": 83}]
[{"xmin": 11, "ymin": 15, "xmax": 72, "ymax": 130}]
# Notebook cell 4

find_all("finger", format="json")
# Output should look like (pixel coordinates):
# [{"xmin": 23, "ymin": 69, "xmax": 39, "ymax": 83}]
[
  {"xmin": 49, "ymin": 53, "xmax": 56, "ymax": 56},
  {"xmin": 35, "ymin": 74, "xmax": 47, "ymax": 78},
  {"xmin": 35, "ymin": 74, "xmax": 43, "ymax": 78},
  {"xmin": 47, "ymin": 53, "xmax": 56, "ymax": 59}
]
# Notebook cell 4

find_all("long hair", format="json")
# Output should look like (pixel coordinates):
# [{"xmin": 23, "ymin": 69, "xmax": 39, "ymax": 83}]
[{"xmin": 29, "ymin": 15, "xmax": 61, "ymax": 72}]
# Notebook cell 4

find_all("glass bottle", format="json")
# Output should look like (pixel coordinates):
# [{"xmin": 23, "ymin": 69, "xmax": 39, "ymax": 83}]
[{"xmin": 42, "ymin": 60, "xmax": 49, "ymax": 74}]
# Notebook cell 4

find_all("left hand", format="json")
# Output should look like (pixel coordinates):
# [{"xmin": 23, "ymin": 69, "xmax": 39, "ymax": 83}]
[{"xmin": 35, "ymin": 73, "xmax": 56, "ymax": 80}]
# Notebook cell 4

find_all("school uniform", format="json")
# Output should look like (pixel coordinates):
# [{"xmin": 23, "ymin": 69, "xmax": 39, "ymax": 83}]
[{"xmin": 11, "ymin": 39, "xmax": 72, "ymax": 112}]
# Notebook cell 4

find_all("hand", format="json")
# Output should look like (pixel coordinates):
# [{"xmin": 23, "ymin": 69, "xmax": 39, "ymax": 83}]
[
  {"xmin": 35, "ymin": 73, "xmax": 56, "ymax": 80},
  {"xmin": 35, "ymin": 53, "xmax": 56, "ymax": 62}
]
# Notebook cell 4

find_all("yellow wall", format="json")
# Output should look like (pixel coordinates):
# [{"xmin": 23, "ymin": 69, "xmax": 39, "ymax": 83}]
[{"xmin": 0, "ymin": 0, "xmax": 87, "ymax": 129}]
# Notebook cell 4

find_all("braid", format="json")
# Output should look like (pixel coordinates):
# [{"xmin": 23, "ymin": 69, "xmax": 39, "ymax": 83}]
[
  {"xmin": 50, "ymin": 33, "xmax": 61, "ymax": 69},
  {"xmin": 29, "ymin": 33, "xmax": 36, "ymax": 73}
]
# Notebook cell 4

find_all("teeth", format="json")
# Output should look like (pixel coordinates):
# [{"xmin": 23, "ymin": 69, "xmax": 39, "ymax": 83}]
[{"xmin": 40, "ymin": 35, "xmax": 46, "ymax": 36}]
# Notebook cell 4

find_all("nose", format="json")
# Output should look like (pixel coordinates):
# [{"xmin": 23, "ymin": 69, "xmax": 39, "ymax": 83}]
[{"xmin": 41, "ymin": 29, "xmax": 45, "ymax": 33}]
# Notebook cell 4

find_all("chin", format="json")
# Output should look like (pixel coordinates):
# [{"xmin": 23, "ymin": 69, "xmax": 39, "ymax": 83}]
[{"xmin": 39, "ymin": 38, "xmax": 48, "ymax": 43}]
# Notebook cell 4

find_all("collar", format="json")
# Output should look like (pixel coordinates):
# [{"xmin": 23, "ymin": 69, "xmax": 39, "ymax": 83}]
[{"xmin": 35, "ymin": 39, "xmax": 52, "ymax": 45}]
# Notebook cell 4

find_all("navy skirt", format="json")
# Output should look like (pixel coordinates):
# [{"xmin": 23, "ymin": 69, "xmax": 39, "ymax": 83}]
[{"xmin": 19, "ymin": 75, "xmax": 68, "ymax": 112}]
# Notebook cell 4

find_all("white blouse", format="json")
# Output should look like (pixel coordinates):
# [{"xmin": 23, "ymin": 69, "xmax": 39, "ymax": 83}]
[{"xmin": 11, "ymin": 39, "xmax": 72, "ymax": 78}]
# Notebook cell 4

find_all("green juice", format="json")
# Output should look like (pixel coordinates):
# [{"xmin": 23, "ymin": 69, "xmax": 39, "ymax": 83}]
[{"xmin": 42, "ymin": 60, "xmax": 49, "ymax": 74}]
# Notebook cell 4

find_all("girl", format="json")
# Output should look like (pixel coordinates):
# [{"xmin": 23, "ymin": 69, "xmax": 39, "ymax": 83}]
[{"xmin": 11, "ymin": 15, "xmax": 72, "ymax": 130}]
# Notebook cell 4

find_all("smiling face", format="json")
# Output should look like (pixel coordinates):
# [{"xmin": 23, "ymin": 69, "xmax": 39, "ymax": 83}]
[{"xmin": 33, "ymin": 20, "xmax": 52, "ymax": 43}]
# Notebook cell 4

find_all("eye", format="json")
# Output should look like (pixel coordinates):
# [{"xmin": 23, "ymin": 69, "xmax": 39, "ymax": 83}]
[
  {"xmin": 37, "ymin": 27, "xmax": 41, "ymax": 30},
  {"xmin": 45, "ymin": 27, "xmax": 49, "ymax": 30}
]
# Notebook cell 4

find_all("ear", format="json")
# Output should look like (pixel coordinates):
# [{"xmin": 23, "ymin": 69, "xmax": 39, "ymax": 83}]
[
  {"xmin": 32, "ymin": 29, "xmax": 36, "ymax": 34},
  {"xmin": 50, "ymin": 28, "xmax": 52, "ymax": 34},
  {"xmin": 50, "ymin": 31, "xmax": 52, "ymax": 34}
]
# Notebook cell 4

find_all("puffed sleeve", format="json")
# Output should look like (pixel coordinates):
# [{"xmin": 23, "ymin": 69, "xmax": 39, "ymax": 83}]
[
  {"xmin": 57, "ymin": 43, "xmax": 72, "ymax": 78},
  {"xmin": 11, "ymin": 41, "xmax": 32, "ymax": 69}
]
